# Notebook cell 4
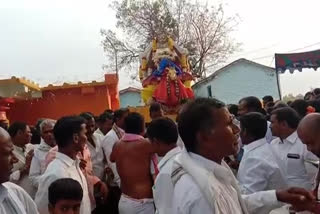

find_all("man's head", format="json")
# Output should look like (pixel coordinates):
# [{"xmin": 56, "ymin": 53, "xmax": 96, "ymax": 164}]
[
  {"xmin": 147, "ymin": 117, "xmax": 178, "ymax": 156},
  {"xmin": 308, "ymin": 100, "xmax": 320, "ymax": 113},
  {"xmin": 238, "ymin": 96, "xmax": 264, "ymax": 116},
  {"xmin": 290, "ymin": 99, "xmax": 308, "ymax": 118},
  {"xmin": 227, "ymin": 104, "xmax": 239, "ymax": 117},
  {"xmin": 0, "ymin": 127, "xmax": 18, "ymax": 184},
  {"xmin": 113, "ymin": 108, "xmax": 129, "ymax": 129},
  {"xmin": 313, "ymin": 88, "xmax": 320, "ymax": 96},
  {"xmin": 40, "ymin": 119, "xmax": 56, "ymax": 147},
  {"xmin": 304, "ymin": 91, "xmax": 314, "ymax": 101},
  {"xmin": 262, "ymin": 95, "xmax": 274, "ymax": 107},
  {"xmin": 30, "ymin": 126, "xmax": 41, "ymax": 145},
  {"xmin": 273, "ymin": 101, "xmax": 289, "ymax": 110},
  {"xmin": 297, "ymin": 113, "xmax": 320, "ymax": 157},
  {"xmin": 104, "ymin": 109, "xmax": 114, "ymax": 114},
  {"xmin": 149, "ymin": 102, "xmax": 163, "ymax": 120},
  {"xmin": 8, "ymin": 122, "xmax": 32, "ymax": 147},
  {"xmin": 239, "ymin": 112, "xmax": 267, "ymax": 145},
  {"xmin": 97, "ymin": 112, "xmax": 113, "ymax": 135},
  {"xmin": 124, "ymin": 112, "xmax": 145, "ymax": 136},
  {"xmin": 79, "ymin": 112, "xmax": 95, "ymax": 137},
  {"xmin": 54, "ymin": 116, "xmax": 87, "ymax": 154},
  {"xmin": 178, "ymin": 98, "xmax": 240, "ymax": 162},
  {"xmin": 48, "ymin": 178, "xmax": 83, "ymax": 214},
  {"xmin": 270, "ymin": 107, "xmax": 300, "ymax": 139},
  {"xmin": 0, "ymin": 120, "xmax": 9, "ymax": 131},
  {"xmin": 265, "ymin": 102, "xmax": 275, "ymax": 115}
]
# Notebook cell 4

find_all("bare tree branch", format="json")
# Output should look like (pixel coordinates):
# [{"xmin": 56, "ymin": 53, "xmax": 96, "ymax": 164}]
[{"xmin": 101, "ymin": 0, "xmax": 239, "ymax": 80}]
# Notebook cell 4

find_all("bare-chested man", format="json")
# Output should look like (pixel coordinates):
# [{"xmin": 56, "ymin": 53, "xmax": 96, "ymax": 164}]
[{"xmin": 110, "ymin": 112, "xmax": 155, "ymax": 214}]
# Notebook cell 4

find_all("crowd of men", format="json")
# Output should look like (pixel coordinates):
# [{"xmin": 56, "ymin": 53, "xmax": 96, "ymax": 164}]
[{"xmin": 0, "ymin": 88, "xmax": 320, "ymax": 214}]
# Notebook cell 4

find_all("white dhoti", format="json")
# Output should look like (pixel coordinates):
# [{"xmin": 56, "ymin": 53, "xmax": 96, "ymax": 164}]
[{"xmin": 119, "ymin": 194, "xmax": 155, "ymax": 214}]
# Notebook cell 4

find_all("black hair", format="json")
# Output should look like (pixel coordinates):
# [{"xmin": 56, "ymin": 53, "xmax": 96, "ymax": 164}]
[
  {"xmin": 227, "ymin": 104, "xmax": 238, "ymax": 117},
  {"xmin": 149, "ymin": 102, "xmax": 161, "ymax": 114},
  {"xmin": 290, "ymin": 99, "xmax": 308, "ymax": 118},
  {"xmin": 273, "ymin": 101, "xmax": 289, "ymax": 110},
  {"xmin": 271, "ymin": 107, "xmax": 301, "ymax": 129},
  {"xmin": 53, "ymin": 116, "xmax": 85, "ymax": 148},
  {"xmin": 308, "ymin": 100, "xmax": 320, "ymax": 113},
  {"xmin": 178, "ymin": 98, "xmax": 225, "ymax": 152},
  {"xmin": 36, "ymin": 118, "xmax": 46, "ymax": 132},
  {"xmin": 304, "ymin": 91, "xmax": 313, "ymax": 100},
  {"xmin": 147, "ymin": 117, "xmax": 178, "ymax": 145},
  {"xmin": 30, "ymin": 126, "xmax": 41, "ymax": 145},
  {"xmin": 113, "ymin": 108, "xmax": 129, "ymax": 123},
  {"xmin": 104, "ymin": 109, "xmax": 114, "ymax": 114},
  {"xmin": 313, "ymin": 88, "xmax": 320, "ymax": 96},
  {"xmin": 8, "ymin": 122, "xmax": 27, "ymax": 138},
  {"xmin": 79, "ymin": 112, "xmax": 94, "ymax": 122},
  {"xmin": 98, "ymin": 112, "xmax": 114, "ymax": 123},
  {"xmin": 48, "ymin": 178, "xmax": 83, "ymax": 206},
  {"xmin": 240, "ymin": 112, "xmax": 267, "ymax": 141},
  {"xmin": 239, "ymin": 96, "xmax": 265, "ymax": 114},
  {"xmin": 124, "ymin": 112, "xmax": 144, "ymax": 135},
  {"xmin": 263, "ymin": 96, "xmax": 274, "ymax": 103}
]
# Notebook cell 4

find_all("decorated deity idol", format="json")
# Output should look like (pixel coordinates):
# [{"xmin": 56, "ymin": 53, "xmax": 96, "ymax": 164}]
[{"xmin": 139, "ymin": 36, "xmax": 194, "ymax": 112}]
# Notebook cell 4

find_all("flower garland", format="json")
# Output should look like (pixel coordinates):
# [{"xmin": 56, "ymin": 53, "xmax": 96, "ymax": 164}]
[{"xmin": 166, "ymin": 74, "xmax": 180, "ymax": 100}]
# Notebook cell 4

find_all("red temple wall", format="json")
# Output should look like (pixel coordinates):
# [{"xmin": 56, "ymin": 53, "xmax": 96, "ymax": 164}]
[{"xmin": 7, "ymin": 85, "xmax": 112, "ymax": 125}]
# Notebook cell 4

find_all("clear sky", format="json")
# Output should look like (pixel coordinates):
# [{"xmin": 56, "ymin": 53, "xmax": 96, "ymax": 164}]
[{"xmin": 1, "ymin": 0, "xmax": 320, "ymax": 95}]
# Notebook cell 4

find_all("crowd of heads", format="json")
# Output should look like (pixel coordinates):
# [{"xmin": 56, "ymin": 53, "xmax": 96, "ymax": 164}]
[{"xmin": 1, "ymin": 88, "xmax": 320, "ymax": 213}]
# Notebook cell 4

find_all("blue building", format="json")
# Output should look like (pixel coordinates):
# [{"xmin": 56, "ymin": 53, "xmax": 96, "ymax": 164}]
[
  {"xmin": 119, "ymin": 87, "xmax": 143, "ymax": 107},
  {"xmin": 192, "ymin": 58, "xmax": 281, "ymax": 104}
]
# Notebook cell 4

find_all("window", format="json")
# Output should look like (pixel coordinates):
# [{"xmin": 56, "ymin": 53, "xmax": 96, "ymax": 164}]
[{"xmin": 207, "ymin": 85, "xmax": 212, "ymax": 98}]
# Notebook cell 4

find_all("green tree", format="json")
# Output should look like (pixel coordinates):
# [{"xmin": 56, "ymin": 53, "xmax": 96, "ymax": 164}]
[{"xmin": 101, "ymin": 0, "xmax": 239, "ymax": 79}]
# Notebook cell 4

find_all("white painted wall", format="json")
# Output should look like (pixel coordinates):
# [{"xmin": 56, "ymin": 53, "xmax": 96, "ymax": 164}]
[{"xmin": 193, "ymin": 60, "xmax": 280, "ymax": 104}]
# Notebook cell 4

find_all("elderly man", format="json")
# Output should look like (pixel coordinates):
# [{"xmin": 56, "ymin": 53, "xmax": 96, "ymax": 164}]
[
  {"xmin": 297, "ymin": 113, "xmax": 320, "ymax": 213},
  {"xmin": 29, "ymin": 119, "xmax": 56, "ymax": 189},
  {"xmin": 172, "ymin": 98, "xmax": 315, "ymax": 214},
  {"xmin": 0, "ymin": 127, "xmax": 39, "ymax": 213}
]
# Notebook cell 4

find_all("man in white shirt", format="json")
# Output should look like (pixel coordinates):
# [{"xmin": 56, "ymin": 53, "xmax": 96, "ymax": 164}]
[
  {"xmin": 172, "ymin": 98, "xmax": 315, "ymax": 214},
  {"xmin": 0, "ymin": 127, "xmax": 39, "ymax": 213},
  {"xmin": 35, "ymin": 116, "xmax": 91, "ymax": 214},
  {"xmin": 147, "ymin": 117, "xmax": 180, "ymax": 214},
  {"xmin": 238, "ymin": 96, "xmax": 274, "ymax": 143},
  {"xmin": 270, "ymin": 107, "xmax": 318, "ymax": 190},
  {"xmin": 29, "ymin": 119, "xmax": 56, "ymax": 189},
  {"xmin": 102, "ymin": 108, "xmax": 129, "ymax": 187},
  {"xmin": 79, "ymin": 112, "xmax": 108, "ymax": 212},
  {"xmin": 237, "ymin": 112, "xmax": 287, "ymax": 194},
  {"xmin": 297, "ymin": 113, "xmax": 320, "ymax": 213},
  {"xmin": 101, "ymin": 108, "xmax": 129, "ymax": 213},
  {"xmin": 8, "ymin": 122, "xmax": 35, "ymax": 197},
  {"xmin": 80, "ymin": 113, "xmax": 106, "ymax": 181},
  {"xmin": 95, "ymin": 112, "xmax": 114, "ymax": 137}
]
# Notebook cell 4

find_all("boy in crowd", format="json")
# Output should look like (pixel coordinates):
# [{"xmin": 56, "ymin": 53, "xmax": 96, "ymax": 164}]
[{"xmin": 48, "ymin": 178, "xmax": 83, "ymax": 214}]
